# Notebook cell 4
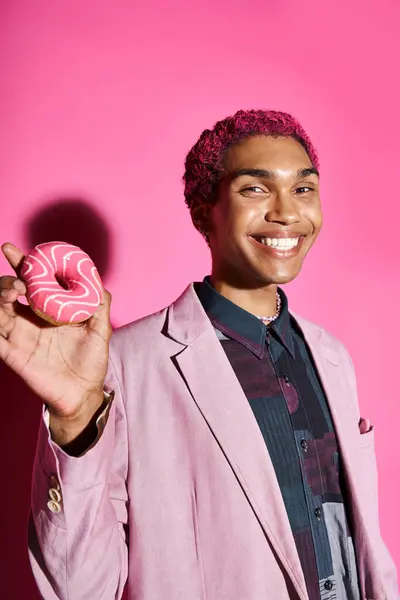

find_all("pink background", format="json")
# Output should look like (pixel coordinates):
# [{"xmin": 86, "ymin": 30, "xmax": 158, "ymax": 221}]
[{"xmin": 1, "ymin": 1, "xmax": 399, "ymax": 597}]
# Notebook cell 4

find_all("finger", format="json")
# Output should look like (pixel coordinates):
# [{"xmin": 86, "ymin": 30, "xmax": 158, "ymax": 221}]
[
  {"xmin": 0, "ymin": 277, "xmax": 27, "ymax": 310},
  {"xmin": 0, "ymin": 306, "xmax": 14, "ymax": 339},
  {"xmin": 1, "ymin": 243, "xmax": 25, "ymax": 273},
  {"xmin": 88, "ymin": 288, "xmax": 112, "ymax": 339},
  {"xmin": 0, "ymin": 335, "xmax": 11, "ymax": 363},
  {"xmin": 0, "ymin": 289, "xmax": 19, "ymax": 305},
  {"xmin": 0, "ymin": 276, "xmax": 26, "ymax": 295}
]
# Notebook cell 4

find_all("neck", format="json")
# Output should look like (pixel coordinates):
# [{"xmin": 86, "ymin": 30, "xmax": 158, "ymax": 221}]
[{"xmin": 210, "ymin": 267, "xmax": 278, "ymax": 318}]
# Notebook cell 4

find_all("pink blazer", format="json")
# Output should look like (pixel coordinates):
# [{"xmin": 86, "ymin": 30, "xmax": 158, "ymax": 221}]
[{"xmin": 29, "ymin": 284, "xmax": 399, "ymax": 599}]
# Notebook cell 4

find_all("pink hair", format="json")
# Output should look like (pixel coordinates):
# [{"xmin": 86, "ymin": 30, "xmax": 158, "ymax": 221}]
[{"xmin": 183, "ymin": 109, "xmax": 319, "ymax": 209}]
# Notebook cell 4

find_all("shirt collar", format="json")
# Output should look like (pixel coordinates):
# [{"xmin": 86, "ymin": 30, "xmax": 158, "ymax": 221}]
[{"xmin": 194, "ymin": 276, "xmax": 295, "ymax": 358}]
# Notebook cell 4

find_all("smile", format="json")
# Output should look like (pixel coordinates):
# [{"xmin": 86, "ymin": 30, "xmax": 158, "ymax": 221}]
[
  {"xmin": 249, "ymin": 235, "xmax": 305, "ymax": 257},
  {"xmin": 253, "ymin": 237, "xmax": 300, "ymax": 250}
]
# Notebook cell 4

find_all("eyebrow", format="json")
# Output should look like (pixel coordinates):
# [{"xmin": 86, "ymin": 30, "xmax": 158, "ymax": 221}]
[{"xmin": 229, "ymin": 167, "xmax": 320, "ymax": 181}]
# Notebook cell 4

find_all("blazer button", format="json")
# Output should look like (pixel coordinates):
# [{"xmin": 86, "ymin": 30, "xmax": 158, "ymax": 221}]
[
  {"xmin": 300, "ymin": 439, "xmax": 308, "ymax": 451},
  {"xmin": 324, "ymin": 580, "xmax": 333, "ymax": 591},
  {"xmin": 49, "ymin": 488, "xmax": 62, "ymax": 503},
  {"xmin": 50, "ymin": 475, "xmax": 60, "ymax": 491},
  {"xmin": 47, "ymin": 500, "xmax": 61, "ymax": 514}
]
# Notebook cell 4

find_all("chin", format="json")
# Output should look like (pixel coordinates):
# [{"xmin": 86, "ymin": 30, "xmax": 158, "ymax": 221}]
[{"xmin": 253, "ymin": 263, "xmax": 303, "ymax": 286}]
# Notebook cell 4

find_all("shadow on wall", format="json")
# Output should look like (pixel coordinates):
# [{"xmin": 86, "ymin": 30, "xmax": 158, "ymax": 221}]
[
  {"xmin": 0, "ymin": 198, "xmax": 127, "ymax": 599},
  {"xmin": 25, "ymin": 198, "xmax": 112, "ymax": 279}
]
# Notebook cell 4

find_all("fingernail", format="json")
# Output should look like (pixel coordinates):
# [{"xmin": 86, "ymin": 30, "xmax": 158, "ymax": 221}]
[
  {"xmin": 1, "ymin": 289, "xmax": 10, "ymax": 298},
  {"xmin": 13, "ymin": 280, "xmax": 25, "ymax": 292}
]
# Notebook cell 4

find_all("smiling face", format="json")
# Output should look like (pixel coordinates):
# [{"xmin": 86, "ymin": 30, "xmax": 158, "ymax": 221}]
[{"xmin": 204, "ymin": 135, "xmax": 323, "ymax": 288}]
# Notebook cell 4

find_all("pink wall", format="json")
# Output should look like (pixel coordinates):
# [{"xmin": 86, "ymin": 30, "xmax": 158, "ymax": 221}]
[{"xmin": 1, "ymin": 1, "xmax": 399, "ymax": 597}]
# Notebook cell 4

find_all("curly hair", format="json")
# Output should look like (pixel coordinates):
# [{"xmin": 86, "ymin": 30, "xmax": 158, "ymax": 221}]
[{"xmin": 183, "ymin": 109, "xmax": 318, "ymax": 211}]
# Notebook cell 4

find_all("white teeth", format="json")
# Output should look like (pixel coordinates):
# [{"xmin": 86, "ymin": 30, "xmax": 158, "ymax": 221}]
[{"xmin": 259, "ymin": 237, "xmax": 300, "ymax": 249}]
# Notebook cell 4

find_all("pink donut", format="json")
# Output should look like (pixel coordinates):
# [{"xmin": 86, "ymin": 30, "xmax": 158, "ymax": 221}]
[{"xmin": 21, "ymin": 241, "xmax": 104, "ymax": 325}]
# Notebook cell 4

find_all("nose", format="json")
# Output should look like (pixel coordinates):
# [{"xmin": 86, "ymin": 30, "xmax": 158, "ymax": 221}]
[{"xmin": 264, "ymin": 191, "xmax": 301, "ymax": 226}]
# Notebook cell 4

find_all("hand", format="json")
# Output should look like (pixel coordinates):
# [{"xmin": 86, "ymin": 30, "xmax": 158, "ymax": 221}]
[{"xmin": 0, "ymin": 243, "xmax": 112, "ymax": 442}]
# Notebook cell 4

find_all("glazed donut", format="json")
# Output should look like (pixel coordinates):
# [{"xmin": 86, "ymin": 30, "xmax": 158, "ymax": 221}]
[{"xmin": 20, "ymin": 241, "xmax": 103, "ymax": 325}]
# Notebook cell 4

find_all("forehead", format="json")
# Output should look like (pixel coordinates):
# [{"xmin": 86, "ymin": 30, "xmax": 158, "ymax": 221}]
[{"xmin": 223, "ymin": 135, "xmax": 313, "ymax": 172}]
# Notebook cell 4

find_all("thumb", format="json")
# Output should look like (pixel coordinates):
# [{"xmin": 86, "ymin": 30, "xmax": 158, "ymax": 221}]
[
  {"xmin": 88, "ymin": 288, "xmax": 112, "ymax": 339},
  {"xmin": 1, "ymin": 243, "xmax": 25, "ymax": 273}
]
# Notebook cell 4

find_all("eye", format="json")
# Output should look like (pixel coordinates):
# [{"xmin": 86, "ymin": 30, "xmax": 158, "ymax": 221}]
[
  {"xmin": 295, "ymin": 186, "xmax": 313, "ymax": 194},
  {"xmin": 242, "ymin": 186, "xmax": 266, "ymax": 194}
]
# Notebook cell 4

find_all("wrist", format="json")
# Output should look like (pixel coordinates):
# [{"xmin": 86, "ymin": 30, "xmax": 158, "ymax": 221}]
[{"xmin": 49, "ymin": 390, "xmax": 106, "ymax": 448}]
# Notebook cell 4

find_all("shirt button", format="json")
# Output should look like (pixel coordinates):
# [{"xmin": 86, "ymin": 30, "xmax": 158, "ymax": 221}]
[
  {"xmin": 324, "ymin": 580, "xmax": 334, "ymax": 591},
  {"xmin": 300, "ymin": 439, "xmax": 308, "ymax": 451},
  {"xmin": 314, "ymin": 507, "xmax": 322, "ymax": 520}
]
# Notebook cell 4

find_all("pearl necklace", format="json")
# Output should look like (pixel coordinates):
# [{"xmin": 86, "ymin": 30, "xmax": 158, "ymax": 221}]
[{"xmin": 256, "ymin": 292, "xmax": 281, "ymax": 324}]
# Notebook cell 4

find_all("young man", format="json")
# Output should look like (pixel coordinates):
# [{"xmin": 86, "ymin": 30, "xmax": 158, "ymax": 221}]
[{"xmin": 0, "ymin": 110, "xmax": 398, "ymax": 599}]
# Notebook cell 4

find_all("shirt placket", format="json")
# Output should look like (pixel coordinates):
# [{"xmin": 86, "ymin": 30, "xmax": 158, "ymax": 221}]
[{"xmin": 265, "ymin": 331, "xmax": 337, "ymax": 600}]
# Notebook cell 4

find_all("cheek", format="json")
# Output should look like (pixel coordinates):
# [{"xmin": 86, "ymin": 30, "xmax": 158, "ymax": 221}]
[
  {"xmin": 213, "ymin": 203, "xmax": 247, "ymax": 235},
  {"xmin": 303, "ymin": 202, "xmax": 323, "ymax": 232},
  {"xmin": 314, "ymin": 209, "xmax": 323, "ymax": 231},
  {"xmin": 211, "ymin": 194, "xmax": 261, "ymax": 241}
]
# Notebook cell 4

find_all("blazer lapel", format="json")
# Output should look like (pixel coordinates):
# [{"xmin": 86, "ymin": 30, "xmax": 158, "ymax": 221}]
[
  {"xmin": 292, "ymin": 313, "xmax": 384, "ymax": 599},
  {"xmin": 167, "ymin": 285, "xmax": 308, "ymax": 600}
]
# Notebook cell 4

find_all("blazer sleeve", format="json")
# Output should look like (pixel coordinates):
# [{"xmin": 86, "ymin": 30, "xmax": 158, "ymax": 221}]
[
  {"xmin": 28, "ymin": 356, "xmax": 129, "ymax": 600},
  {"xmin": 344, "ymin": 347, "xmax": 399, "ymax": 599}
]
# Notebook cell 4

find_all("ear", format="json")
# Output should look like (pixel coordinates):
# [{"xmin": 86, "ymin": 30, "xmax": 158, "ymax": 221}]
[{"xmin": 190, "ymin": 200, "xmax": 212, "ymax": 241}]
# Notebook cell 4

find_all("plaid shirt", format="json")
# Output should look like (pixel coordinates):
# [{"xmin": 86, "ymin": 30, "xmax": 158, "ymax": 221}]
[{"xmin": 195, "ymin": 277, "xmax": 360, "ymax": 600}]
